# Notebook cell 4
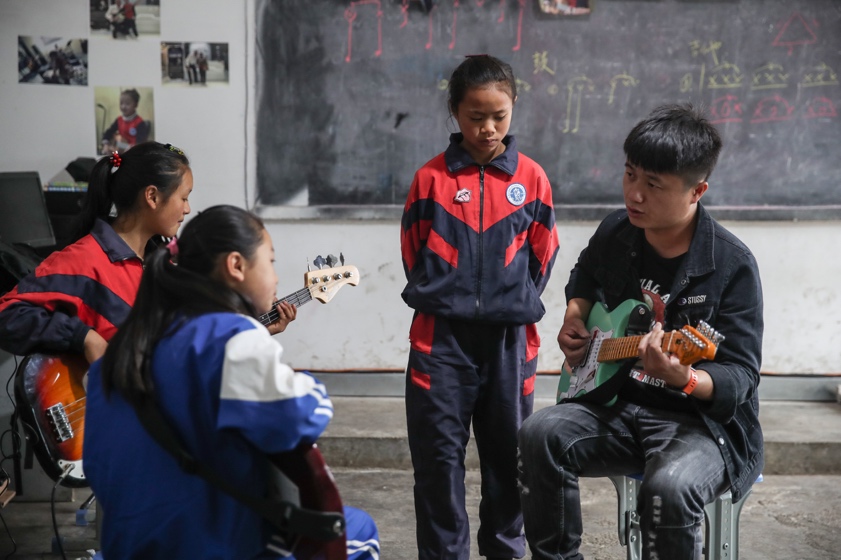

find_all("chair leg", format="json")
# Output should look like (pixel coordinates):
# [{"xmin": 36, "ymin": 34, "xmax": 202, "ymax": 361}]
[
  {"xmin": 609, "ymin": 476, "xmax": 643, "ymax": 560},
  {"xmin": 613, "ymin": 476, "xmax": 754, "ymax": 560},
  {"xmin": 703, "ymin": 486, "xmax": 753, "ymax": 560}
]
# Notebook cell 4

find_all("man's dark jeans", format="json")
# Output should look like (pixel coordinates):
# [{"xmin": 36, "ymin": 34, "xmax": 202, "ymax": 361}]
[{"xmin": 518, "ymin": 400, "xmax": 729, "ymax": 560}]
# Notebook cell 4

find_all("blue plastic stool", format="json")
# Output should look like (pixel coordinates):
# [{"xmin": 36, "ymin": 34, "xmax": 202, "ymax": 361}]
[{"xmin": 608, "ymin": 473, "xmax": 762, "ymax": 560}]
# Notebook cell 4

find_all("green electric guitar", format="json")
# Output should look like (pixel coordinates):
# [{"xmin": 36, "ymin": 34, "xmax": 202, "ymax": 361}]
[{"xmin": 557, "ymin": 299, "xmax": 724, "ymax": 406}]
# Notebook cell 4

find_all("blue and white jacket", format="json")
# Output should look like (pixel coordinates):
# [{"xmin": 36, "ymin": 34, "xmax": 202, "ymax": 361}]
[{"xmin": 84, "ymin": 312, "xmax": 333, "ymax": 559}]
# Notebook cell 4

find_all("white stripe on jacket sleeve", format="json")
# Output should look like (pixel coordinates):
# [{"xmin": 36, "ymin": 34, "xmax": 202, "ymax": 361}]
[{"xmin": 220, "ymin": 317, "xmax": 331, "ymax": 414}]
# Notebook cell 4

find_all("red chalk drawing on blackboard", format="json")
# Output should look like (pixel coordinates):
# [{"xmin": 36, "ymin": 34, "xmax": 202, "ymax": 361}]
[
  {"xmin": 772, "ymin": 13, "xmax": 817, "ymax": 56},
  {"xmin": 803, "ymin": 97, "xmax": 837, "ymax": 119},
  {"xmin": 345, "ymin": 0, "xmax": 383, "ymax": 63},
  {"xmin": 710, "ymin": 95, "xmax": 744, "ymax": 124},
  {"xmin": 751, "ymin": 95, "xmax": 796, "ymax": 123}
]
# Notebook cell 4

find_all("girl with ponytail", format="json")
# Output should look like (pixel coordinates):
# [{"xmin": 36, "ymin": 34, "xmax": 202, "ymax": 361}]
[
  {"xmin": 84, "ymin": 205, "xmax": 378, "ymax": 559},
  {"xmin": 0, "ymin": 141, "xmax": 193, "ymax": 364}
]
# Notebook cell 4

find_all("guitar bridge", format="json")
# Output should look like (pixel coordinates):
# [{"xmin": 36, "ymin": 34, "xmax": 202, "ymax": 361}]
[{"xmin": 46, "ymin": 404, "xmax": 74, "ymax": 443}]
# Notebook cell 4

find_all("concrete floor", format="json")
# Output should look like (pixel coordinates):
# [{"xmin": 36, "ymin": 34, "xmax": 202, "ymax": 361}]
[
  {"xmin": 337, "ymin": 471, "xmax": 841, "ymax": 560},
  {"xmin": 2, "ymin": 471, "xmax": 841, "ymax": 559},
  {"xmin": 3, "ymin": 396, "xmax": 841, "ymax": 559}
]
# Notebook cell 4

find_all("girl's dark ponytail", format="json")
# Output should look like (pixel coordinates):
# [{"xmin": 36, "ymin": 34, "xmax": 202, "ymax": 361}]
[
  {"xmin": 74, "ymin": 155, "xmax": 118, "ymax": 241},
  {"xmin": 73, "ymin": 142, "xmax": 190, "ymax": 242},
  {"xmin": 101, "ymin": 246, "xmax": 171, "ymax": 399},
  {"xmin": 100, "ymin": 205, "xmax": 266, "ymax": 405}
]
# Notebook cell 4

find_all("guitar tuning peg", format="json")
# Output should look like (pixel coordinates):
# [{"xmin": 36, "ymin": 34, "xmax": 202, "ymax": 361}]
[
  {"xmin": 339, "ymin": 252, "xmax": 345, "ymax": 266},
  {"xmin": 326, "ymin": 254, "xmax": 338, "ymax": 268},
  {"xmin": 313, "ymin": 255, "xmax": 326, "ymax": 270},
  {"xmin": 697, "ymin": 321, "xmax": 726, "ymax": 345}
]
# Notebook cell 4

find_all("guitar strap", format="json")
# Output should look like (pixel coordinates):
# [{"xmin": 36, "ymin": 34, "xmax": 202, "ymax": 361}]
[
  {"xmin": 561, "ymin": 359, "xmax": 636, "ymax": 406},
  {"xmin": 132, "ymin": 399, "xmax": 345, "ymax": 543}
]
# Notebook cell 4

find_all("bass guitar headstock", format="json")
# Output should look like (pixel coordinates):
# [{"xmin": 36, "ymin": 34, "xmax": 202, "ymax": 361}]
[{"xmin": 306, "ymin": 253, "xmax": 360, "ymax": 304}]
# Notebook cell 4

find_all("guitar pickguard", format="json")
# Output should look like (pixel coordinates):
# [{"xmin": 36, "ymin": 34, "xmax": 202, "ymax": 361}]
[
  {"xmin": 558, "ymin": 327, "xmax": 613, "ymax": 400},
  {"xmin": 556, "ymin": 299, "xmax": 648, "ymax": 407}
]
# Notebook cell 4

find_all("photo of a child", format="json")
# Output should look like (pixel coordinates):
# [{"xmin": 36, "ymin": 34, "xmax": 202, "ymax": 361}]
[{"xmin": 95, "ymin": 87, "xmax": 154, "ymax": 154}]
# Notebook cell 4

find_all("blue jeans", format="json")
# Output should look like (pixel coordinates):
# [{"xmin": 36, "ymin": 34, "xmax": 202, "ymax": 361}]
[{"xmin": 517, "ymin": 400, "xmax": 729, "ymax": 560}]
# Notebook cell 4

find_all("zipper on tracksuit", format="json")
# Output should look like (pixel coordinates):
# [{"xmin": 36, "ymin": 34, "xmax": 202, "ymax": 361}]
[{"xmin": 475, "ymin": 166, "xmax": 485, "ymax": 318}]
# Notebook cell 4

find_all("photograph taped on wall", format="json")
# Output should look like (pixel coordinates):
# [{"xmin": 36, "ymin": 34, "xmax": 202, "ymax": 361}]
[
  {"xmin": 538, "ymin": 0, "xmax": 591, "ymax": 16},
  {"xmin": 94, "ymin": 86, "xmax": 155, "ymax": 155},
  {"xmin": 90, "ymin": 0, "xmax": 161, "ymax": 39},
  {"xmin": 18, "ymin": 36, "xmax": 88, "ymax": 86},
  {"xmin": 161, "ymin": 42, "xmax": 230, "ymax": 87}
]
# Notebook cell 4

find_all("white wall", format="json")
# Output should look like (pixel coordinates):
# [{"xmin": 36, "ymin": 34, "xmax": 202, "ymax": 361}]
[
  {"xmin": 1, "ymin": 0, "xmax": 839, "ymax": 375},
  {"xmin": 0, "ymin": 0, "xmax": 248, "ymax": 213}
]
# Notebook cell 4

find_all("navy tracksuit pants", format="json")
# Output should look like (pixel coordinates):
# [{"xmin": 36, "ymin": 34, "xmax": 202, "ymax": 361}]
[{"xmin": 405, "ymin": 312, "xmax": 538, "ymax": 560}]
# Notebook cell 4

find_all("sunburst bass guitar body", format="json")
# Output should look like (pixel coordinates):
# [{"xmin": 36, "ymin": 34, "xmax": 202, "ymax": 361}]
[{"xmin": 15, "ymin": 353, "xmax": 89, "ymax": 487}]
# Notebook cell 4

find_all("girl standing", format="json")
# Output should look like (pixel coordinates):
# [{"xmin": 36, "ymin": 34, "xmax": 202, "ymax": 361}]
[
  {"xmin": 400, "ymin": 55, "xmax": 559, "ymax": 559},
  {"xmin": 84, "ymin": 205, "xmax": 379, "ymax": 559}
]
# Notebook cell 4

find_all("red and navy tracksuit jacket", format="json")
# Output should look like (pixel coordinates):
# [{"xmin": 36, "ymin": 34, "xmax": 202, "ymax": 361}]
[
  {"xmin": 401, "ymin": 134, "xmax": 558, "ymax": 325},
  {"xmin": 0, "ymin": 219, "xmax": 147, "ymax": 356},
  {"xmin": 400, "ymin": 133, "xmax": 559, "ymax": 559},
  {"xmin": 102, "ymin": 114, "xmax": 149, "ymax": 149}
]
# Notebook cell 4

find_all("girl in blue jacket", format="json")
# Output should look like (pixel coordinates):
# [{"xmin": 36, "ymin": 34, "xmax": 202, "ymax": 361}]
[{"xmin": 85, "ymin": 205, "xmax": 379, "ymax": 559}]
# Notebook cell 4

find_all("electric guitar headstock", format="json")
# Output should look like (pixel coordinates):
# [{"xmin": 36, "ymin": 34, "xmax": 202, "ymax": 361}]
[
  {"xmin": 305, "ymin": 253, "xmax": 359, "ymax": 304},
  {"xmin": 665, "ymin": 321, "xmax": 725, "ymax": 366}
]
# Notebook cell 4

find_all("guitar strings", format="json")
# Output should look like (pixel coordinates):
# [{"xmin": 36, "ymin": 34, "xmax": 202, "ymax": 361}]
[
  {"xmin": 259, "ymin": 288, "xmax": 313, "ymax": 325},
  {"xmin": 597, "ymin": 331, "xmax": 697, "ymax": 363},
  {"xmin": 598, "ymin": 336, "xmax": 644, "ymax": 361},
  {"xmin": 261, "ymin": 289, "xmax": 311, "ymax": 322},
  {"xmin": 59, "ymin": 396, "xmax": 87, "ymax": 431}
]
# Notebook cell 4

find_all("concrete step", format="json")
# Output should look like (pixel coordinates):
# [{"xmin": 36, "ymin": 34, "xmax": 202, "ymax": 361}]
[{"xmin": 319, "ymin": 397, "xmax": 841, "ymax": 475}]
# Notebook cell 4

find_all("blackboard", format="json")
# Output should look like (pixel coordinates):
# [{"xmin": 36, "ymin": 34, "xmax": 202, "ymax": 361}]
[{"xmin": 255, "ymin": 0, "xmax": 841, "ymax": 220}]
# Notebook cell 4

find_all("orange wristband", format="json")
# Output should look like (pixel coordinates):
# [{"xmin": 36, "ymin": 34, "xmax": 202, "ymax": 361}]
[{"xmin": 682, "ymin": 368, "xmax": 699, "ymax": 395}]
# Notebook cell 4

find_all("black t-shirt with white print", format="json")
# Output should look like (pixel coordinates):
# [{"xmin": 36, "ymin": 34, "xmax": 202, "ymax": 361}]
[{"xmin": 618, "ymin": 238, "xmax": 690, "ymax": 411}]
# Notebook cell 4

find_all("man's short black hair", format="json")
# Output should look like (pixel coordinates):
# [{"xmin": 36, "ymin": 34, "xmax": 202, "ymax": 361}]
[{"xmin": 623, "ymin": 104, "xmax": 722, "ymax": 187}]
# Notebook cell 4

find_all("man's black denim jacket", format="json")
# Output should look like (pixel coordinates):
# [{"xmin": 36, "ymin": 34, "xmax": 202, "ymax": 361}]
[{"xmin": 566, "ymin": 203, "xmax": 764, "ymax": 501}]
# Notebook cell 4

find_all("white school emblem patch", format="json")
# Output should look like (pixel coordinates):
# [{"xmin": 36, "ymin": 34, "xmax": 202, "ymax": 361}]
[
  {"xmin": 506, "ymin": 183, "xmax": 526, "ymax": 206},
  {"xmin": 454, "ymin": 188, "xmax": 472, "ymax": 203}
]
